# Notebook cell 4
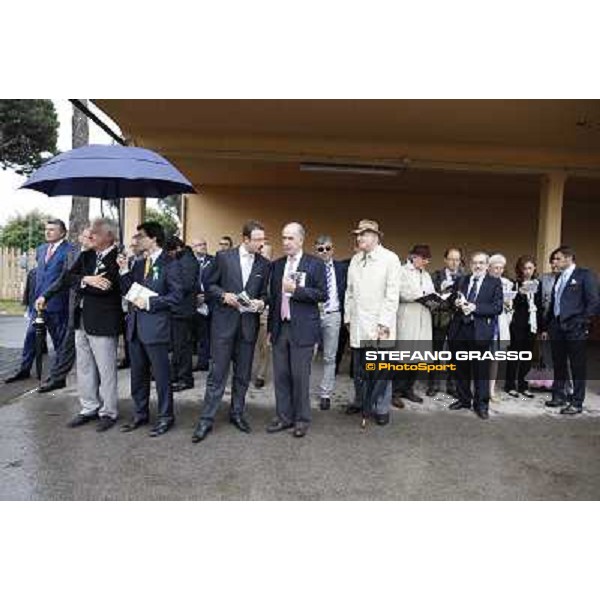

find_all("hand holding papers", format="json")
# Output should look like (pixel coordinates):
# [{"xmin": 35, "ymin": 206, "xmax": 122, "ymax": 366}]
[
  {"xmin": 417, "ymin": 291, "xmax": 452, "ymax": 311},
  {"xmin": 124, "ymin": 282, "xmax": 158, "ymax": 311},
  {"xmin": 236, "ymin": 291, "xmax": 264, "ymax": 314}
]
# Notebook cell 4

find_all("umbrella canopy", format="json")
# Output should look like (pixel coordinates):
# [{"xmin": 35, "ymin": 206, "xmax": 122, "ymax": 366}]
[{"xmin": 21, "ymin": 144, "xmax": 195, "ymax": 199}]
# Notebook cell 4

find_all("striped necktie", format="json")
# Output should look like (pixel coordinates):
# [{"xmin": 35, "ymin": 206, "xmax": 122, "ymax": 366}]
[{"xmin": 325, "ymin": 262, "xmax": 334, "ymax": 311}]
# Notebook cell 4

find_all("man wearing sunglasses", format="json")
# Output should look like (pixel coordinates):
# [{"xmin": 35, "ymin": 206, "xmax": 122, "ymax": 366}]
[{"xmin": 314, "ymin": 236, "xmax": 348, "ymax": 410}]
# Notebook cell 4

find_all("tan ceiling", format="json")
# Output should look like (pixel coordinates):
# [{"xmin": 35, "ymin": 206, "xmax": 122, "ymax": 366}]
[{"xmin": 95, "ymin": 100, "xmax": 600, "ymax": 187}]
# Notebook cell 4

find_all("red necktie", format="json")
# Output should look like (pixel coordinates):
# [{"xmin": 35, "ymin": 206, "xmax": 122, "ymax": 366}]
[{"xmin": 45, "ymin": 244, "xmax": 54, "ymax": 263}]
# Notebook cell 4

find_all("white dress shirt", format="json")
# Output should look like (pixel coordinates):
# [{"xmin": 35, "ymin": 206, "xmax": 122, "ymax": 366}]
[{"xmin": 239, "ymin": 245, "xmax": 255, "ymax": 288}]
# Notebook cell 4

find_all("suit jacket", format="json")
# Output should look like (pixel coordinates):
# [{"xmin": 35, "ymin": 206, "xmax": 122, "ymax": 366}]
[
  {"xmin": 207, "ymin": 247, "xmax": 270, "ymax": 343},
  {"xmin": 171, "ymin": 247, "xmax": 200, "ymax": 319},
  {"xmin": 43, "ymin": 244, "xmax": 82, "ymax": 328},
  {"xmin": 45, "ymin": 247, "xmax": 122, "ymax": 336},
  {"xmin": 448, "ymin": 274, "xmax": 503, "ymax": 342},
  {"xmin": 268, "ymin": 253, "xmax": 327, "ymax": 346},
  {"xmin": 34, "ymin": 240, "xmax": 75, "ymax": 314},
  {"xmin": 544, "ymin": 267, "xmax": 600, "ymax": 332},
  {"xmin": 120, "ymin": 250, "xmax": 183, "ymax": 345}
]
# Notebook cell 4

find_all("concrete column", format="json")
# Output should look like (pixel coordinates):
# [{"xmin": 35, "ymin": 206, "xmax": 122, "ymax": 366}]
[
  {"xmin": 536, "ymin": 172, "xmax": 566, "ymax": 270},
  {"xmin": 123, "ymin": 197, "xmax": 146, "ymax": 246}
]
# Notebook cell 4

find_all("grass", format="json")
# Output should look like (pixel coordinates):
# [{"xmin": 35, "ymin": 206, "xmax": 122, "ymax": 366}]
[{"xmin": 0, "ymin": 299, "xmax": 25, "ymax": 316}]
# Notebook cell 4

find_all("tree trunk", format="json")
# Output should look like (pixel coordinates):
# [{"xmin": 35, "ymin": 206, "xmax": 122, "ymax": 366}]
[{"xmin": 68, "ymin": 100, "xmax": 90, "ymax": 242}]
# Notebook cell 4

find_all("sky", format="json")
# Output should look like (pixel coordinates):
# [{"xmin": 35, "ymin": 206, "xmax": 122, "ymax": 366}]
[{"xmin": 0, "ymin": 100, "xmax": 123, "ymax": 227}]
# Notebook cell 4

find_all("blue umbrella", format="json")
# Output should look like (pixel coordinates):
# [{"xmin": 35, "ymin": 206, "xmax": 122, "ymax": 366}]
[{"xmin": 21, "ymin": 144, "xmax": 195, "ymax": 199}]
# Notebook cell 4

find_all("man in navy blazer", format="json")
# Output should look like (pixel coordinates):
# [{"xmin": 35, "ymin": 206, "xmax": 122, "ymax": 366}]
[
  {"xmin": 447, "ymin": 251, "xmax": 503, "ymax": 419},
  {"xmin": 118, "ymin": 221, "xmax": 183, "ymax": 437},
  {"xmin": 266, "ymin": 223, "xmax": 327, "ymax": 438},
  {"xmin": 5, "ymin": 219, "xmax": 74, "ymax": 383},
  {"xmin": 541, "ymin": 245, "xmax": 600, "ymax": 414},
  {"xmin": 191, "ymin": 221, "xmax": 271, "ymax": 443},
  {"xmin": 313, "ymin": 235, "xmax": 348, "ymax": 411}
]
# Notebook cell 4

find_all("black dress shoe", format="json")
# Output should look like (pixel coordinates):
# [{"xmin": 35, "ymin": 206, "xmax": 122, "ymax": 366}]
[
  {"xmin": 120, "ymin": 417, "xmax": 149, "ymax": 432},
  {"xmin": 560, "ymin": 404, "xmax": 583, "ymax": 416},
  {"xmin": 344, "ymin": 404, "xmax": 362, "ymax": 415},
  {"xmin": 230, "ymin": 415, "xmax": 251, "ymax": 433},
  {"xmin": 96, "ymin": 417, "xmax": 117, "ymax": 432},
  {"xmin": 266, "ymin": 419, "xmax": 294, "ymax": 433},
  {"xmin": 5, "ymin": 369, "xmax": 30, "ymax": 384},
  {"xmin": 449, "ymin": 400, "xmax": 471, "ymax": 410},
  {"xmin": 254, "ymin": 377, "xmax": 265, "ymax": 389},
  {"xmin": 374, "ymin": 413, "xmax": 390, "ymax": 426},
  {"xmin": 293, "ymin": 423, "xmax": 309, "ymax": 438},
  {"xmin": 522, "ymin": 390, "xmax": 535, "ymax": 399},
  {"xmin": 172, "ymin": 381, "xmax": 194, "ymax": 393},
  {"xmin": 67, "ymin": 413, "xmax": 99, "ymax": 428},
  {"xmin": 192, "ymin": 420, "xmax": 213, "ymax": 443},
  {"xmin": 474, "ymin": 405, "xmax": 489, "ymax": 420},
  {"xmin": 545, "ymin": 397, "xmax": 567, "ymax": 408},
  {"xmin": 319, "ymin": 397, "xmax": 331, "ymax": 411},
  {"xmin": 149, "ymin": 420, "xmax": 173, "ymax": 437},
  {"xmin": 402, "ymin": 390, "xmax": 424, "ymax": 404},
  {"xmin": 37, "ymin": 379, "xmax": 66, "ymax": 393}
]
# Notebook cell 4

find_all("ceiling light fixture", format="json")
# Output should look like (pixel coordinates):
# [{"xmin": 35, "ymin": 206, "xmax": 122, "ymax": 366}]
[{"xmin": 299, "ymin": 162, "xmax": 401, "ymax": 176}]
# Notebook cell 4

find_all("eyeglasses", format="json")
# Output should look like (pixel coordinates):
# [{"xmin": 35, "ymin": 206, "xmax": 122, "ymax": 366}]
[{"xmin": 316, "ymin": 245, "xmax": 332, "ymax": 253}]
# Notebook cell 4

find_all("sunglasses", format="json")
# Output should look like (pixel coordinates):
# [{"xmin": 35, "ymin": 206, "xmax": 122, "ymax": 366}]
[{"xmin": 316, "ymin": 245, "xmax": 333, "ymax": 253}]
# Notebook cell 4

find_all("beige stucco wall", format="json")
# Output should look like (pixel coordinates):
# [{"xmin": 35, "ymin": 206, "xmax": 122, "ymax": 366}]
[
  {"xmin": 184, "ymin": 186, "xmax": 599, "ymax": 275},
  {"xmin": 185, "ymin": 187, "xmax": 542, "ymax": 272}
]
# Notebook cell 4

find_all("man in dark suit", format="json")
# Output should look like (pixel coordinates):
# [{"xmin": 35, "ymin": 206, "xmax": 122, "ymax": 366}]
[
  {"xmin": 192, "ymin": 238, "xmax": 214, "ymax": 371},
  {"xmin": 314, "ymin": 235, "xmax": 348, "ymax": 410},
  {"xmin": 166, "ymin": 236, "xmax": 199, "ymax": 392},
  {"xmin": 5, "ymin": 219, "xmax": 75, "ymax": 383},
  {"xmin": 118, "ymin": 221, "xmax": 183, "ymax": 437},
  {"xmin": 427, "ymin": 247, "xmax": 465, "ymax": 397},
  {"xmin": 191, "ymin": 221, "xmax": 270, "ymax": 442},
  {"xmin": 266, "ymin": 222, "xmax": 327, "ymax": 438},
  {"xmin": 541, "ymin": 245, "xmax": 600, "ymax": 415},
  {"xmin": 38, "ymin": 227, "xmax": 94, "ymax": 393},
  {"xmin": 447, "ymin": 251, "xmax": 503, "ymax": 420},
  {"xmin": 38, "ymin": 219, "xmax": 123, "ymax": 431}
]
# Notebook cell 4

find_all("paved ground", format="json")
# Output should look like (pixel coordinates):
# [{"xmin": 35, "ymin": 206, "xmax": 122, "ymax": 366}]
[
  {"xmin": 1, "ymin": 359, "xmax": 599, "ymax": 500},
  {"xmin": 2, "ymin": 314, "xmax": 599, "ymax": 500}
]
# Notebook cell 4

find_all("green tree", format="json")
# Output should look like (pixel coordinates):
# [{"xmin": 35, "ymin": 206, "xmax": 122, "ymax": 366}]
[
  {"xmin": 145, "ymin": 207, "xmax": 180, "ymax": 238},
  {"xmin": 0, "ymin": 210, "xmax": 50, "ymax": 252},
  {"xmin": 0, "ymin": 100, "xmax": 59, "ymax": 175}
]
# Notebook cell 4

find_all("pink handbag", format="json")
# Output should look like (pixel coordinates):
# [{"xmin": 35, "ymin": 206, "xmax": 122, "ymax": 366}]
[{"xmin": 526, "ymin": 361, "xmax": 553, "ymax": 389}]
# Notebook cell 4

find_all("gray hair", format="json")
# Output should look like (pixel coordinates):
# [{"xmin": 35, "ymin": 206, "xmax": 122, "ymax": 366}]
[
  {"xmin": 471, "ymin": 251, "xmax": 490, "ymax": 264},
  {"xmin": 92, "ymin": 218, "xmax": 118, "ymax": 241},
  {"xmin": 489, "ymin": 253, "xmax": 507, "ymax": 266},
  {"xmin": 284, "ymin": 222, "xmax": 306, "ymax": 240}
]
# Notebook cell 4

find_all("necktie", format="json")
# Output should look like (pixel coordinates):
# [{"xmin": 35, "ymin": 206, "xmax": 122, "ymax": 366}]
[
  {"xmin": 280, "ymin": 257, "xmax": 296, "ymax": 321},
  {"xmin": 95, "ymin": 252, "xmax": 103, "ymax": 274},
  {"xmin": 45, "ymin": 244, "xmax": 54, "ymax": 263},
  {"xmin": 324, "ymin": 262, "xmax": 334, "ymax": 311},
  {"xmin": 554, "ymin": 272, "xmax": 567, "ymax": 317},
  {"xmin": 144, "ymin": 257, "xmax": 152, "ymax": 278},
  {"xmin": 467, "ymin": 276, "xmax": 480, "ymax": 303}
]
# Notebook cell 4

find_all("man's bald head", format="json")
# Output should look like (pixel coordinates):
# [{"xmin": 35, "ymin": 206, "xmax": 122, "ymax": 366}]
[{"xmin": 281, "ymin": 222, "xmax": 306, "ymax": 257}]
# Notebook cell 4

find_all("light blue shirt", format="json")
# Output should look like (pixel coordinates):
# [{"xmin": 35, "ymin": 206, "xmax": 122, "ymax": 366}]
[{"xmin": 554, "ymin": 264, "xmax": 576, "ymax": 317}]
